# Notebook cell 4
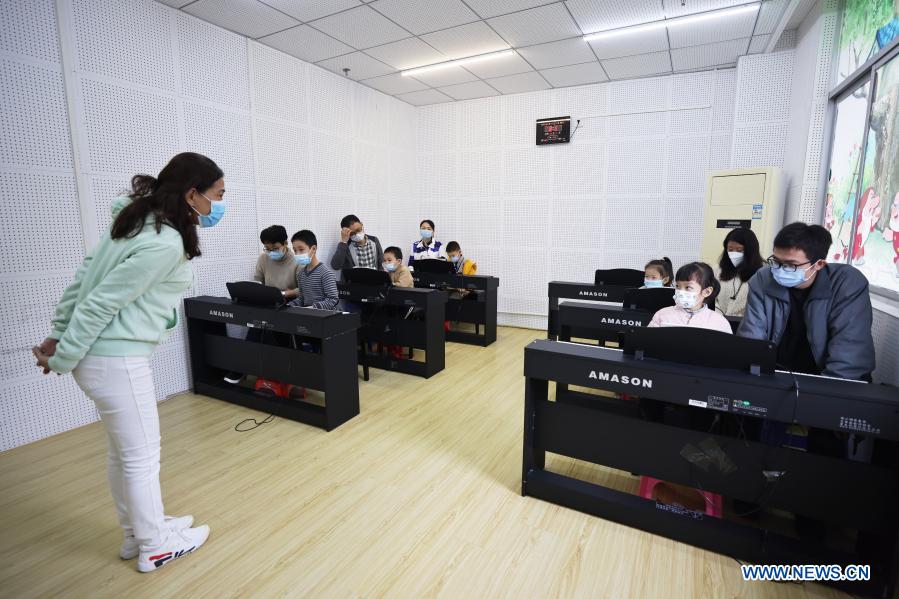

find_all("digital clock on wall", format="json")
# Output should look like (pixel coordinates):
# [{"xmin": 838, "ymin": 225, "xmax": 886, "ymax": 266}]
[{"xmin": 536, "ymin": 116, "xmax": 570, "ymax": 145}]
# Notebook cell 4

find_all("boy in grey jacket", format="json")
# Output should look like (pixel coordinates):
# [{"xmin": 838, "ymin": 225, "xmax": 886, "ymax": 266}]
[{"xmin": 738, "ymin": 222, "xmax": 875, "ymax": 381}]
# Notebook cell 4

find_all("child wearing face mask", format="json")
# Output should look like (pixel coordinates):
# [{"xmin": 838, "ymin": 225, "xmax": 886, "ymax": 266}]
[
  {"xmin": 641, "ymin": 257, "xmax": 673, "ymax": 288},
  {"xmin": 647, "ymin": 262, "xmax": 732, "ymax": 333},
  {"xmin": 382, "ymin": 247, "xmax": 413, "ymax": 287},
  {"xmin": 716, "ymin": 228, "xmax": 764, "ymax": 317}
]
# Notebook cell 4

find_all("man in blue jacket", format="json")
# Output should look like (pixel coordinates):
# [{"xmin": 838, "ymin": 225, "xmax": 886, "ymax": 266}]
[{"xmin": 738, "ymin": 222, "xmax": 875, "ymax": 381}]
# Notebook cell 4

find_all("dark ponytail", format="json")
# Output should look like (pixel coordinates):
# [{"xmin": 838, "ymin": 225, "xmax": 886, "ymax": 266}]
[
  {"xmin": 675, "ymin": 262, "xmax": 720, "ymax": 305},
  {"xmin": 111, "ymin": 152, "xmax": 223, "ymax": 260},
  {"xmin": 645, "ymin": 256, "xmax": 674, "ymax": 284}
]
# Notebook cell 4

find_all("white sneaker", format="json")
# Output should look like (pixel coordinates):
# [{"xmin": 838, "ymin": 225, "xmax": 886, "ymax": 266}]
[
  {"xmin": 120, "ymin": 515, "xmax": 194, "ymax": 559},
  {"xmin": 137, "ymin": 525, "xmax": 210, "ymax": 572}
]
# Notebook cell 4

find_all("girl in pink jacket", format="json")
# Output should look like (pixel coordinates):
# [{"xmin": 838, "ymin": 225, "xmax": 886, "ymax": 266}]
[{"xmin": 648, "ymin": 262, "xmax": 732, "ymax": 334}]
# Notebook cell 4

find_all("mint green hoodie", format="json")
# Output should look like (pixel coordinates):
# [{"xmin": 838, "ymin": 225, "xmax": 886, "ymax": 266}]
[{"xmin": 48, "ymin": 197, "xmax": 194, "ymax": 374}]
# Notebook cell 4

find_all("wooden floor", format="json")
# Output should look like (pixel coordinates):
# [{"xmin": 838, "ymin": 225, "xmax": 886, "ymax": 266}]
[{"xmin": 0, "ymin": 327, "xmax": 843, "ymax": 599}]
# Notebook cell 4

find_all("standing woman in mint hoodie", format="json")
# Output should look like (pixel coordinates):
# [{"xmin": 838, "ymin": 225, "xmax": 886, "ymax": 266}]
[{"xmin": 31, "ymin": 152, "xmax": 223, "ymax": 573}]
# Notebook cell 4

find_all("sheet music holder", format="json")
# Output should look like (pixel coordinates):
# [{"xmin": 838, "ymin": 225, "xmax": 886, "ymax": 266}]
[
  {"xmin": 413, "ymin": 259, "xmax": 456, "ymax": 274},
  {"xmin": 594, "ymin": 268, "xmax": 644, "ymax": 287},
  {"xmin": 622, "ymin": 287, "xmax": 676, "ymax": 312},
  {"xmin": 622, "ymin": 326, "xmax": 777, "ymax": 375},
  {"xmin": 226, "ymin": 281, "xmax": 286, "ymax": 309},
  {"xmin": 341, "ymin": 267, "xmax": 392, "ymax": 286}
]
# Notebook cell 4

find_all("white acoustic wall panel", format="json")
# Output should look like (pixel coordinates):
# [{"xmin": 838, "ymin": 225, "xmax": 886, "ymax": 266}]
[
  {"xmin": 310, "ymin": 130, "xmax": 354, "ymax": 195},
  {"xmin": 0, "ymin": 59, "xmax": 73, "ymax": 170},
  {"xmin": 606, "ymin": 139, "xmax": 666, "ymax": 196},
  {"xmin": 607, "ymin": 111, "xmax": 668, "ymax": 139},
  {"xmin": 73, "ymin": 0, "xmax": 176, "ymax": 91},
  {"xmin": 662, "ymin": 196, "xmax": 706, "ymax": 256},
  {"xmin": 608, "ymin": 75, "xmax": 671, "ymax": 114},
  {"xmin": 80, "ymin": 78, "xmax": 180, "ymax": 175},
  {"xmin": 500, "ymin": 90, "xmax": 554, "ymax": 147},
  {"xmin": 713, "ymin": 68, "xmax": 737, "ymax": 131},
  {"xmin": 254, "ymin": 118, "xmax": 309, "ymax": 188},
  {"xmin": 354, "ymin": 141, "xmax": 388, "ymax": 196},
  {"xmin": 354, "ymin": 85, "xmax": 390, "ymax": 144},
  {"xmin": 183, "ymin": 102, "xmax": 255, "ymax": 187},
  {"xmin": 418, "ymin": 103, "xmax": 459, "ymax": 153},
  {"xmin": 670, "ymin": 71, "xmax": 714, "ymax": 109},
  {"xmin": 417, "ymin": 152, "xmax": 458, "ymax": 199},
  {"xmin": 251, "ymin": 43, "xmax": 308, "ymax": 124},
  {"xmin": 0, "ymin": 375, "xmax": 98, "ymax": 452},
  {"xmin": 0, "ymin": 172, "xmax": 82, "ymax": 275},
  {"xmin": 388, "ymin": 150, "xmax": 416, "ymax": 198},
  {"xmin": 669, "ymin": 108, "xmax": 712, "ymax": 136},
  {"xmin": 1, "ymin": 0, "xmax": 61, "ymax": 63},
  {"xmin": 310, "ymin": 65, "xmax": 356, "ymax": 136},
  {"xmin": 552, "ymin": 143, "xmax": 605, "ymax": 196},
  {"xmin": 457, "ymin": 98, "xmax": 501, "ymax": 149},
  {"xmin": 710, "ymin": 132, "xmax": 733, "ymax": 171},
  {"xmin": 667, "ymin": 136, "xmax": 711, "ymax": 196},
  {"xmin": 458, "ymin": 150, "xmax": 503, "ymax": 198},
  {"xmin": 194, "ymin": 188, "xmax": 259, "ymax": 259},
  {"xmin": 732, "ymin": 123, "xmax": 787, "ymax": 167},
  {"xmin": 503, "ymin": 148, "xmax": 554, "ymax": 196},
  {"xmin": 389, "ymin": 100, "xmax": 417, "ymax": 150},
  {"xmin": 550, "ymin": 198, "xmax": 605, "ymax": 250},
  {"xmin": 177, "ymin": 13, "xmax": 250, "ymax": 111}
]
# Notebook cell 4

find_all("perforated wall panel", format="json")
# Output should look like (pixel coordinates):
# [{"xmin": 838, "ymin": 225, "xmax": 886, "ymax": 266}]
[
  {"xmin": 0, "ymin": 59, "xmax": 73, "ymax": 170},
  {"xmin": 177, "ymin": 13, "xmax": 250, "ymax": 111},
  {"xmin": 0, "ymin": 172, "xmax": 82, "ymax": 275},
  {"xmin": 251, "ymin": 43, "xmax": 307, "ymax": 125},
  {"xmin": 0, "ymin": 0, "xmax": 61, "ymax": 63},
  {"xmin": 80, "ymin": 77, "xmax": 179, "ymax": 175},
  {"xmin": 183, "ymin": 101, "xmax": 255, "ymax": 187},
  {"xmin": 254, "ymin": 118, "xmax": 309, "ymax": 189},
  {"xmin": 310, "ymin": 67, "xmax": 354, "ymax": 136},
  {"xmin": 72, "ymin": 0, "xmax": 176, "ymax": 91}
]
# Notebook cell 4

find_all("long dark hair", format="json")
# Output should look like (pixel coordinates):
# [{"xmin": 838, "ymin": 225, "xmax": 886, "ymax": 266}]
[
  {"xmin": 676, "ymin": 262, "xmax": 720, "ymax": 306},
  {"xmin": 718, "ymin": 228, "xmax": 764, "ymax": 282},
  {"xmin": 111, "ymin": 153, "xmax": 223, "ymax": 260}
]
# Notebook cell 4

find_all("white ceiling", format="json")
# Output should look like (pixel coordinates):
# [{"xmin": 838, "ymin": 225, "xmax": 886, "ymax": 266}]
[{"xmin": 161, "ymin": 0, "xmax": 798, "ymax": 105}]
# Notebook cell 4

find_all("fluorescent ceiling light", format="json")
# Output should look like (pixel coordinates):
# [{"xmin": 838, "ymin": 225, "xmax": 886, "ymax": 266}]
[
  {"xmin": 583, "ymin": 2, "xmax": 760, "ymax": 42},
  {"xmin": 401, "ymin": 49, "xmax": 515, "ymax": 77}
]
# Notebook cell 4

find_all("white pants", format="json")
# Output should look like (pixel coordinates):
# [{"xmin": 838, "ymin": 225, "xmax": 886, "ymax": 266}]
[{"xmin": 73, "ymin": 355, "xmax": 166, "ymax": 547}]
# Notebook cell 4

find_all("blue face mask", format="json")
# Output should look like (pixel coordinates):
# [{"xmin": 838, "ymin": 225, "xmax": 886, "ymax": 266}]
[
  {"xmin": 450, "ymin": 254, "xmax": 461, "ymax": 263},
  {"xmin": 295, "ymin": 253, "xmax": 311, "ymax": 266},
  {"xmin": 267, "ymin": 250, "xmax": 285, "ymax": 261},
  {"xmin": 420, "ymin": 229, "xmax": 433, "ymax": 240},
  {"xmin": 644, "ymin": 279, "xmax": 663, "ymax": 288},
  {"xmin": 771, "ymin": 264, "xmax": 812, "ymax": 288},
  {"xmin": 194, "ymin": 192, "xmax": 225, "ymax": 228},
  {"xmin": 383, "ymin": 262, "xmax": 397, "ymax": 272}
]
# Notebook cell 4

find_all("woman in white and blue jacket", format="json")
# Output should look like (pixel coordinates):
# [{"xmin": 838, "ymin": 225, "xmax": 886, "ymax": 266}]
[{"xmin": 409, "ymin": 219, "xmax": 446, "ymax": 266}]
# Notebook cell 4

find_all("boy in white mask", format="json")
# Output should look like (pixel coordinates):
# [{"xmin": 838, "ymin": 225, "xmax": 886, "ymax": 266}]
[{"xmin": 647, "ymin": 262, "xmax": 732, "ymax": 333}]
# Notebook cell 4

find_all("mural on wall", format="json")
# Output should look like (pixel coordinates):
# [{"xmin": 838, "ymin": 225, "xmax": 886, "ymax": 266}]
[
  {"xmin": 854, "ymin": 55, "xmax": 899, "ymax": 291},
  {"xmin": 837, "ymin": 0, "xmax": 898, "ymax": 83}
]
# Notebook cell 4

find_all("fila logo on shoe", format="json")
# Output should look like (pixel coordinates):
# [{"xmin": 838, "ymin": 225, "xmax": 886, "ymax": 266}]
[{"xmin": 150, "ymin": 546, "xmax": 196, "ymax": 569}]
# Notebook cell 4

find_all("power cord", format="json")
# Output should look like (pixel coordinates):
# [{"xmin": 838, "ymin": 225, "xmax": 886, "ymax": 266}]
[{"xmin": 234, "ymin": 413, "xmax": 274, "ymax": 432}]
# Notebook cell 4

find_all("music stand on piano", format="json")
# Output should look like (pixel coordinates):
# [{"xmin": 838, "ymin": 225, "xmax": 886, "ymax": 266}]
[
  {"xmin": 594, "ymin": 268, "xmax": 645, "ymax": 287},
  {"xmin": 226, "ymin": 281, "xmax": 286, "ymax": 309},
  {"xmin": 412, "ymin": 259, "xmax": 456, "ymax": 275}
]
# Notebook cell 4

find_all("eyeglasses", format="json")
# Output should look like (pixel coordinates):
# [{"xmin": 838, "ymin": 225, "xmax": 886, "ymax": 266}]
[{"xmin": 766, "ymin": 255, "xmax": 811, "ymax": 272}]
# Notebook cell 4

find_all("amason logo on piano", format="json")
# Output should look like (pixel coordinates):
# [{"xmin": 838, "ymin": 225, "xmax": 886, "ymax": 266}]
[
  {"xmin": 209, "ymin": 310, "xmax": 234, "ymax": 319},
  {"xmin": 578, "ymin": 290, "xmax": 609, "ymax": 298},
  {"xmin": 599, "ymin": 317, "xmax": 643, "ymax": 326},
  {"xmin": 588, "ymin": 370, "xmax": 653, "ymax": 388}
]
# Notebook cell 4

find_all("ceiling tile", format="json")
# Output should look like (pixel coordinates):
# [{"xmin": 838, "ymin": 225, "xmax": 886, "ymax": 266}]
[
  {"xmin": 362, "ymin": 72, "xmax": 428, "ymax": 94},
  {"xmin": 517, "ymin": 38, "xmax": 596, "ymax": 70},
  {"xmin": 601, "ymin": 50, "xmax": 671, "ymax": 79},
  {"xmin": 439, "ymin": 80, "xmax": 501, "ymax": 100},
  {"xmin": 755, "ymin": 0, "xmax": 787, "ymax": 35},
  {"xmin": 309, "ymin": 5, "xmax": 410, "ymax": 48},
  {"xmin": 565, "ymin": 0, "xmax": 663, "ymax": 34},
  {"xmin": 259, "ymin": 24, "xmax": 354, "ymax": 62},
  {"xmin": 540, "ymin": 61, "xmax": 608, "ymax": 86},
  {"xmin": 667, "ymin": 5, "xmax": 757, "ymax": 48},
  {"xmin": 365, "ymin": 37, "xmax": 446, "ymax": 70},
  {"xmin": 183, "ymin": 0, "xmax": 300, "ymax": 38},
  {"xmin": 463, "ymin": 0, "xmax": 557, "ymax": 19},
  {"xmin": 587, "ymin": 26, "xmax": 669, "ymax": 59},
  {"xmin": 463, "ymin": 52, "xmax": 533, "ymax": 78},
  {"xmin": 316, "ymin": 51, "xmax": 395, "ymax": 79},
  {"xmin": 369, "ymin": 0, "xmax": 478, "ymax": 35},
  {"xmin": 487, "ymin": 70, "xmax": 551, "ymax": 94},
  {"xmin": 670, "ymin": 37, "xmax": 749, "ymax": 70},
  {"xmin": 488, "ymin": 4, "xmax": 582, "ymax": 47},
  {"xmin": 420, "ymin": 21, "xmax": 509, "ymax": 60},
  {"xmin": 748, "ymin": 34, "xmax": 770, "ymax": 53},
  {"xmin": 260, "ymin": 0, "xmax": 362, "ymax": 22},
  {"xmin": 408, "ymin": 65, "xmax": 478, "ymax": 87},
  {"xmin": 396, "ymin": 88, "xmax": 454, "ymax": 105},
  {"xmin": 662, "ymin": 0, "xmax": 750, "ymax": 18}
]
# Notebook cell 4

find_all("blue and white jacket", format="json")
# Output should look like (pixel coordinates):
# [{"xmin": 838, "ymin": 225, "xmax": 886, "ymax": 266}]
[{"xmin": 409, "ymin": 238, "xmax": 446, "ymax": 265}]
